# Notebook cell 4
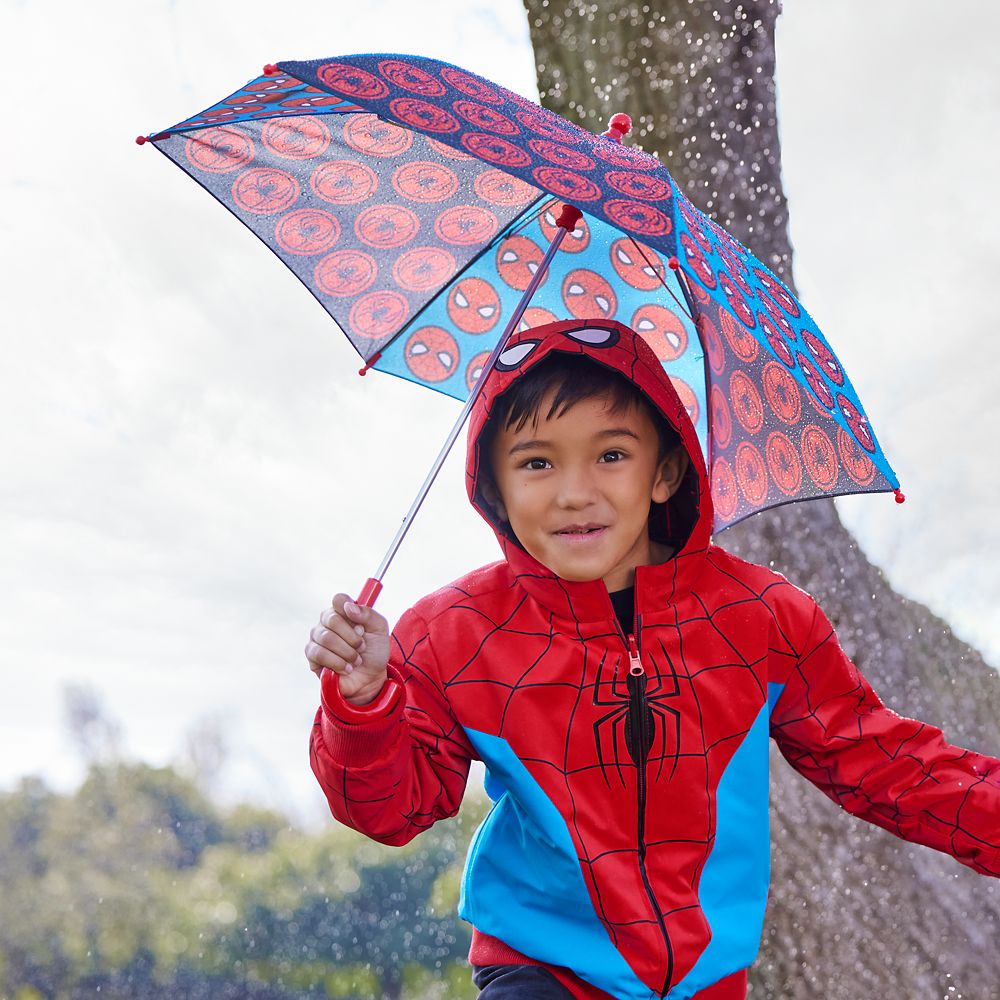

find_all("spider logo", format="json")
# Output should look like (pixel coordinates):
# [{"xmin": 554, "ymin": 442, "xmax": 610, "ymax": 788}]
[{"xmin": 591, "ymin": 639, "xmax": 682, "ymax": 786}]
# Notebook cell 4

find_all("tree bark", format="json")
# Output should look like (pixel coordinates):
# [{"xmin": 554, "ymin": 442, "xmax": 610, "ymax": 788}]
[{"xmin": 522, "ymin": 2, "xmax": 1000, "ymax": 996}]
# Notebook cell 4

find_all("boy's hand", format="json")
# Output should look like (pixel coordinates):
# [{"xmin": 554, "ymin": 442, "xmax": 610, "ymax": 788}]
[{"xmin": 305, "ymin": 594, "xmax": 391, "ymax": 706}]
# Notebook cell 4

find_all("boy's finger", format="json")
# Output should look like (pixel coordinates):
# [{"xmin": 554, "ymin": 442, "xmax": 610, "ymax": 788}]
[
  {"xmin": 310, "ymin": 625, "xmax": 363, "ymax": 662},
  {"xmin": 304, "ymin": 640, "xmax": 361, "ymax": 675},
  {"xmin": 319, "ymin": 608, "xmax": 365, "ymax": 643}
]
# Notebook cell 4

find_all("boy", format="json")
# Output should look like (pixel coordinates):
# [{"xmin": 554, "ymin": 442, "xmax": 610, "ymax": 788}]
[{"xmin": 305, "ymin": 318, "xmax": 1000, "ymax": 999}]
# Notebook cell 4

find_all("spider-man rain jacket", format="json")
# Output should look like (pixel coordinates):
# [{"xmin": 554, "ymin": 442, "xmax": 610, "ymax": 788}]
[{"xmin": 310, "ymin": 318, "xmax": 1000, "ymax": 1000}]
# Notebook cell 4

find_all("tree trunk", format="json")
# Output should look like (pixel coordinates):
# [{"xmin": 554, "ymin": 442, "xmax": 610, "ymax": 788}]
[{"xmin": 522, "ymin": 2, "xmax": 1000, "ymax": 996}]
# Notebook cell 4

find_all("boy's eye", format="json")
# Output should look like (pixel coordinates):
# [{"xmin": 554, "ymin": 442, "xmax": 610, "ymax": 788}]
[
  {"xmin": 600, "ymin": 449, "xmax": 626, "ymax": 463},
  {"xmin": 523, "ymin": 458, "xmax": 551, "ymax": 471}
]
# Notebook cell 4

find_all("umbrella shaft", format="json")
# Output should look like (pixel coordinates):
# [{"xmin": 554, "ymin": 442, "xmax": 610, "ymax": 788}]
[{"xmin": 368, "ymin": 222, "xmax": 572, "ymax": 595}]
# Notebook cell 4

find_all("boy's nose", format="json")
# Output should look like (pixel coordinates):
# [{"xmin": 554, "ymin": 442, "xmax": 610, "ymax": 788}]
[{"xmin": 555, "ymin": 469, "xmax": 599, "ymax": 509}]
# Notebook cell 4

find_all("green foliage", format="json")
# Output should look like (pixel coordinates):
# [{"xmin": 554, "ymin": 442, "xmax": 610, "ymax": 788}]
[{"xmin": 0, "ymin": 765, "xmax": 483, "ymax": 1000}]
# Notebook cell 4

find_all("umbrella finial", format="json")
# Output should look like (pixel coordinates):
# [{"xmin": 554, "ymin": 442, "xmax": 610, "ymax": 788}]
[
  {"xmin": 602, "ymin": 113, "xmax": 633, "ymax": 143},
  {"xmin": 263, "ymin": 63, "xmax": 279, "ymax": 76},
  {"xmin": 894, "ymin": 489, "xmax": 906, "ymax": 504}
]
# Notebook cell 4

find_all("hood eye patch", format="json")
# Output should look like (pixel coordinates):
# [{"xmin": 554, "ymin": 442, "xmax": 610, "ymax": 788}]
[{"xmin": 496, "ymin": 340, "xmax": 540, "ymax": 370}]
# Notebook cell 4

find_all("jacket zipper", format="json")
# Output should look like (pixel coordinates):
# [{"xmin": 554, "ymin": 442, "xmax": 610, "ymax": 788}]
[{"xmin": 621, "ymin": 618, "xmax": 675, "ymax": 996}]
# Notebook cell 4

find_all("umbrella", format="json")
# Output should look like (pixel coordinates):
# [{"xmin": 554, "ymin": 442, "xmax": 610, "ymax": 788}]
[{"xmin": 139, "ymin": 53, "xmax": 901, "ymax": 602}]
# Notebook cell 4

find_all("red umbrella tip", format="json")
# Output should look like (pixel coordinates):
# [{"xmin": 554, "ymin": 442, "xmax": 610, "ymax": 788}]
[
  {"xmin": 667, "ymin": 256, "xmax": 680, "ymax": 270},
  {"xmin": 263, "ymin": 63, "xmax": 279, "ymax": 75},
  {"xmin": 603, "ymin": 113, "xmax": 633, "ymax": 141},
  {"xmin": 894, "ymin": 488, "xmax": 906, "ymax": 504},
  {"xmin": 135, "ymin": 135, "xmax": 147, "ymax": 145}
]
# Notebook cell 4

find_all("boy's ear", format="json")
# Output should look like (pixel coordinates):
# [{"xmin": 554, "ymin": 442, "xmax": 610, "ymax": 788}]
[
  {"xmin": 480, "ymin": 476, "xmax": 509, "ymax": 523},
  {"xmin": 652, "ymin": 446, "xmax": 690, "ymax": 504}
]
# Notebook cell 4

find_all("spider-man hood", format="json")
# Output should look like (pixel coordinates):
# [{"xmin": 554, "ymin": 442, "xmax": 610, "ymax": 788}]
[{"xmin": 465, "ymin": 318, "xmax": 713, "ymax": 610}]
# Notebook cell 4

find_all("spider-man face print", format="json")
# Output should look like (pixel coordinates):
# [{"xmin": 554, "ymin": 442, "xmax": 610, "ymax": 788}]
[
  {"xmin": 610, "ymin": 238, "xmax": 662, "ymax": 290},
  {"xmin": 447, "ymin": 277, "xmax": 501, "ymax": 333},
  {"xmin": 631, "ymin": 304, "xmax": 688, "ymax": 362},
  {"xmin": 497, "ymin": 235, "xmax": 546, "ymax": 291},
  {"xmin": 405, "ymin": 326, "xmax": 459, "ymax": 382},
  {"xmin": 562, "ymin": 268, "xmax": 617, "ymax": 320}
]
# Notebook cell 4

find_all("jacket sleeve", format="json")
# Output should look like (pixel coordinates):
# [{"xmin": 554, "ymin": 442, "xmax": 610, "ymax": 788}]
[
  {"xmin": 769, "ymin": 600, "xmax": 1000, "ymax": 877},
  {"xmin": 309, "ymin": 605, "xmax": 476, "ymax": 846}
]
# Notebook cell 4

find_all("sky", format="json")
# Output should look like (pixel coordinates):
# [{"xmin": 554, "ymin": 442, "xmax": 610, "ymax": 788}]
[{"xmin": 2, "ymin": 0, "xmax": 998, "ymax": 823}]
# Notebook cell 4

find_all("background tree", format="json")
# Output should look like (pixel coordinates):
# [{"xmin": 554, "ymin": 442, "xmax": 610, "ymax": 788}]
[{"xmin": 521, "ymin": 1, "xmax": 1000, "ymax": 996}]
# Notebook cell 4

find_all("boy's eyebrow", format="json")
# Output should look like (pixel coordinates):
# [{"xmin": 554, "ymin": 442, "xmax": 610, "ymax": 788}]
[{"xmin": 506, "ymin": 427, "xmax": 641, "ymax": 456}]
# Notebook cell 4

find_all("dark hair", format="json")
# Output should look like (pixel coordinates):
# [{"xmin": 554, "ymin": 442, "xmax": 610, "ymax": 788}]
[{"xmin": 484, "ymin": 351, "xmax": 682, "ymax": 460}]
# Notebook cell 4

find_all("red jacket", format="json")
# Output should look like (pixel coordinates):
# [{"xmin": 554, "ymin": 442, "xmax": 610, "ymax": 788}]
[{"xmin": 311, "ymin": 319, "xmax": 1000, "ymax": 999}]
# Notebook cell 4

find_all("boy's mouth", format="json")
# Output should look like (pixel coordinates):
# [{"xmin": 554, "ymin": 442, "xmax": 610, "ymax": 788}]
[{"xmin": 554, "ymin": 523, "xmax": 607, "ymax": 537}]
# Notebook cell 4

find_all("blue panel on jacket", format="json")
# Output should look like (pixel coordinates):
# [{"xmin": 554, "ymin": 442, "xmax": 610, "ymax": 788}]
[
  {"xmin": 669, "ymin": 683, "xmax": 784, "ymax": 994},
  {"xmin": 460, "ymin": 727, "xmax": 658, "ymax": 1000}
]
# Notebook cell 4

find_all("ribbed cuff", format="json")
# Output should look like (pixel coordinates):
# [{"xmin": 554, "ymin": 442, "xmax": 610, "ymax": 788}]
[{"xmin": 317, "ymin": 666, "xmax": 405, "ymax": 768}]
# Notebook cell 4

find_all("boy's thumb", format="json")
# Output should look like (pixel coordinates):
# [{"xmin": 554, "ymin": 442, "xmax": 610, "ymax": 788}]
[{"xmin": 345, "ymin": 600, "xmax": 387, "ymax": 633}]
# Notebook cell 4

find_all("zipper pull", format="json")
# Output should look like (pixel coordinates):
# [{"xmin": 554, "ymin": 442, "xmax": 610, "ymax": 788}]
[{"xmin": 627, "ymin": 634, "xmax": 644, "ymax": 676}]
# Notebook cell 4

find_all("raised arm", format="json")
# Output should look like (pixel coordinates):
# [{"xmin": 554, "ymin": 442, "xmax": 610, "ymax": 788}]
[
  {"xmin": 770, "ymin": 602, "xmax": 1000, "ymax": 877},
  {"xmin": 309, "ymin": 604, "xmax": 476, "ymax": 846}
]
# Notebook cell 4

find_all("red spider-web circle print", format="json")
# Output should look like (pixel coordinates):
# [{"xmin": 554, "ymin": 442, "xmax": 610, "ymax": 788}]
[
  {"xmin": 766, "ymin": 431, "xmax": 803, "ymax": 496},
  {"xmin": 761, "ymin": 361, "xmax": 801, "ymax": 425},
  {"xmin": 699, "ymin": 314, "xmax": 726, "ymax": 375},
  {"xmin": 604, "ymin": 200, "xmax": 672, "ymax": 238},
  {"xmin": 261, "ymin": 116, "xmax": 331, "ymax": 159},
  {"xmin": 354, "ymin": 204, "xmax": 419, "ymax": 249},
  {"xmin": 392, "ymin": 246, "xmax": 456, "ymax": 291},
  {"xmin": 729, "ymin": 371, "xmax": 764, "ymax": 434},
  {"xmin": 317, "ymin": 63, "xmax": 388, "ymax": 99},
  {"xmin": 720, "ymin": 308, "xmax": 759, "ymax": 363},
  {"xmin": 837, "ymin": 393, "xmax": 877, "ymax": 454},
  {"xmin": 232, "ymin": 168, "xmax": 299, "ymax": 214},
  {"xmin": 311, "ymin": 160, "xmax": 378, "ymax": 204},
  {"xmin": 528, "ymin": 140, "xmax": 595, "ymax": 171},
  {"xmin": 185, "ymin": 128, "xmax": 254, "ymax": 173},
  {"xmin": 475, "ymin": 169, "xmax": 537, "ymax": 207},
  {"xmin": 349, "ymin": 290, "xmax": 409, "ymax": 339},
  {"xmin": 392, "ymin": 161, "xmax": 459, "ymax": 202},
  {"xmin": 314, "ymin": 249, "xmax": 377, "ymax": 297},
  {"xmin": 711, "ymin": 458, "xmax": 739, "ymax": 520},
  {"xmin": 453, "ymin": 100, "xmax": 519, "ymax": 135},
  {"xmin": 388, "ymin": 98, "xmax": 460, "ymax": 134},
  {"xmin": 837, "ymin": 427, "xmax": 876, "ymax": 487},
  {"xmin": 344, "ymin": 117, "xmax": 413, "ymax": 157},
  {"xmin": 440, "ymin": 66, "xmax": 505, "ymax": 105},
  {"xmin": 378, "ymin": 60, "xmax": 446, "ymax": 97},
  {"xmin": 710, "ymin": 386, "xmax": 732, "ymax": 450},
  {"xmin": 435, "ymin": 205, "xmax": 499, "ymax": 245},
  {"xmin": 275, "ymin": 208, "xmax": 340, "ymax": 256},
  {"xmin": 801, "ymin": 425, "xmax": 838, "ymax": 490},
  {"xmin": 735, "ymin": 442, "xmax": 769, "ymax": 505},
  {"xmin": 532, "ymin": 167, "xmax": 602, "ymax": 202}
]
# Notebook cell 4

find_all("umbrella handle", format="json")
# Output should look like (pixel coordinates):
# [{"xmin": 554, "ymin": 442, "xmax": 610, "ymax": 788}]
[{"xmin": 356, "ymin": 577, "xmax": 383, "ymax": 608}]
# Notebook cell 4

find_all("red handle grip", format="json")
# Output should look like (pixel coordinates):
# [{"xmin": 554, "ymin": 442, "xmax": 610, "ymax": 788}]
[{"xmin": 356, "ymin": 577, "xmax": 383, "ymax": 608}]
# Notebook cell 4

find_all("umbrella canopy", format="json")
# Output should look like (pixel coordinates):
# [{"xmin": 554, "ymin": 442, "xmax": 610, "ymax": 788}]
[{"xmin": 141, "ymin": 53, "xmax": 899, "ymax": 532}]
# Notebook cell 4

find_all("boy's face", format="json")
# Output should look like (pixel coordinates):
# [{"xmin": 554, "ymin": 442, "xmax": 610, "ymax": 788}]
[{"xmin": 486, "ymin": 390, "xmax": 688, "ymax": 593}]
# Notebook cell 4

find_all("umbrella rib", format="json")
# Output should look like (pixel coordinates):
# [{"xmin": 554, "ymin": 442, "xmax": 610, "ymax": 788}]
[{"xmin": 627, "ymin": 237, "xmax": 694, "ymax": 323}]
